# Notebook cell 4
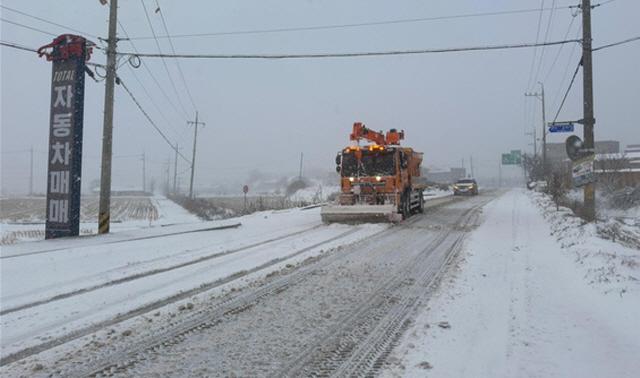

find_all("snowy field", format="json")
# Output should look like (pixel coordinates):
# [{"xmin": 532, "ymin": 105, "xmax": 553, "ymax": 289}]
[
  {"xmin": 383, "ymin": 189, "xmax": 640, "ymax": 378},
  {"xmin": 0, "ymin": 196, "xmax": 201, "ymax": 245}
]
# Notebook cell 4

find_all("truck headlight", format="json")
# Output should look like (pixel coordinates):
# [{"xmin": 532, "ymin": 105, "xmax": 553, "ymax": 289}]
[
  {"xmin": 349, "ymin": 177, "xmax": 355, "ymax": 182},
  {"xmin": 375, "ymin": 176, "xmax": 382, "ymax": 181}
]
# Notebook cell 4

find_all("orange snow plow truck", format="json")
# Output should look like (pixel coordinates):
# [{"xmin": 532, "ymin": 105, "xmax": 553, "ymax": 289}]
[{"xmin": 321, "ymin": 122, "xmax": 425, "ymax": 223}]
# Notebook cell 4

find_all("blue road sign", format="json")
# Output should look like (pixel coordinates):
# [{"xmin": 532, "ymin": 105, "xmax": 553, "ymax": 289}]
[{"xmin": 549, "ymin": 123, "xmax": 574, "ymax": 133}]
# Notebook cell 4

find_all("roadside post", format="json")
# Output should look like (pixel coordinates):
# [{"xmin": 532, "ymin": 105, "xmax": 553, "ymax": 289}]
[{"xmin": 243, "ymin": 185, "xmax": 249, "ymax": 213}]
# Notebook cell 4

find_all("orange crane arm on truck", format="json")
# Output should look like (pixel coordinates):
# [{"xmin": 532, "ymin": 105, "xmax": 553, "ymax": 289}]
[{"xmin": 350, "ymin": 122, "xmax": 404, "ymax": 146}]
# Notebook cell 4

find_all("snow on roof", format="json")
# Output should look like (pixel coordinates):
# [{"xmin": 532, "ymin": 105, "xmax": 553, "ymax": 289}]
[{"xmin": 595, "ymin": 151, "xmax": 640, "ymax": 161}]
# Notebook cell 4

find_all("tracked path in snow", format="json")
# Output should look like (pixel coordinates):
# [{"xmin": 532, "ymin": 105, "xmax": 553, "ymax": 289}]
[
  {"xmin": 0, "ymin": 224, "xmax": 368, "ymax": 367},
  {"xmin": 283, "ymin": 198, "xmax": 486, "ymax": 377},
  {"xmin": 0, "ymin": 224, "xmax": 319, "ymax": 315},
  {"xmin": 55, "ymin": 193, "xmax": 494, "ymax": 377}
]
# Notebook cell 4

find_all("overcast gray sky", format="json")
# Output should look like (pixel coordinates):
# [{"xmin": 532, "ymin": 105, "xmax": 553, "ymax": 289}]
[{"xmin": 1, "ymin": 0, "xmax": 638, "ymax": 194}]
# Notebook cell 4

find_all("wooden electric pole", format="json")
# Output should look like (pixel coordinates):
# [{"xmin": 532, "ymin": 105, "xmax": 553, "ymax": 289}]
[
  {"xmin": 98, "ymin": 0, "xmax": 118, "ymax": 234},
  {"xmin": 525, "ymin": 82, "xmax": 547, "ymax": 176},
  {"xmin": 298, "ymin": 152, "xmax": 304, "ymax": 179},
  {"xmin": 540, "ymin": 82, "xmax": 547, "ymax": 175},
  {"xmin": 187, "ymin": 112, "xmax": 204, "ymax": 199},
  {"xmin": 173, "ymin": 143, "xmax": 179, "ymax": 194},
  {"xmin": 582, "ymin": 0, "xmax": 596, "ymax": 221},
  {"xmin": 29, "ymin": 146, "xmax": 34, "ymax": 196},
  {"xmin": 141, "ymin": 152, "xmax": 146, "ymax": 192}
]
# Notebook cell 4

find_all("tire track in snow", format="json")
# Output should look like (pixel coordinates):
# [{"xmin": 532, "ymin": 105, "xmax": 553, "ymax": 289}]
[
  {"xmin": 0, "ymin": 224, "xmax": 319, "ymax": 316},
  {"xmin": 283, "ymin": 199, "xmax": 488, "ymax": 377},
  {"xmin": 71, "ymin": 196, "xmax": 491, "ymax": 377},
  {"xmin": 0, "ymin": 226, "xmax": 363, "ymax": 367}
]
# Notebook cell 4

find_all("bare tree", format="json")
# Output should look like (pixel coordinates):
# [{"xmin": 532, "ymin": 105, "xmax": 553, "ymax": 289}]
[
  {"xmin": 596, "ymin": 152, "xmax": 628, "ymax": 194},
  {"xmin": 549, "ymin": 172, "xmax": 567, "ymax": 211},
  {"xmin": 522, "ymin": 153, "xmax": 544, "ymax": 182}
]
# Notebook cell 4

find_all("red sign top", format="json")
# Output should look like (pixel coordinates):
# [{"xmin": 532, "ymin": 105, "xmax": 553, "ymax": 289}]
[
  {"xmin": 243, "ymin": 185, "xmax": 249, "ymax": 194},
  {"xmin": 37, "ymin": 34, "xmax": 93, "ymax": 62}
]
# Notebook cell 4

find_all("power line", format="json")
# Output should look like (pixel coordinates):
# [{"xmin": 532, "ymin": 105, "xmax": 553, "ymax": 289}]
[
  {"xmin": 117, "ymin": 19, "xmax": 185, "ymax": 140},
  {"xmin": 0, "ymin": 5, "xmax": 98, "ymax": 39},
  {"xmin": 125, "ymin": 64, "xmax": 182, "ymax": 141},
  {"xmin": 123, "ymin": 5, "xmax": 574, "ymax": 41},
  {"xmin": 570, "ymin": 0, "xmax": 620, "ymax": 8},
  {"xmin": 139, "ymin": 0, "xmax": 190, "ymax": 119},
  {"xmin": 0, "ymin": 17, "xmax": 57, "ymax": 37},
  {"xmin": 118, "ymin": 39, "xmax": 581, "ymax": 60},
  {"xmin": 524, "ymin": 1, "xmax": 546, "ymax": 133},
  {"xmin": 117, "ymin": 76, "xmax": 191, "ymax": 165},
  {"xmin": 118, "ymin": 21, "xmax": 189, "ymax": 125},
  {"xmin": 532, "ymin": 0, "xmax": 557, "ymax": 84},
  {"xmin": 551, "ymin": 58, "xmax": 582, "ymax": 124},
  {"xmin": 593, "ymin": 35, "xmax": 640, "ymax": 51},
  {"xmin": 525, "ymin": 1, "xmax": 546, "ymax": 92},
  {"xmin": 550, "ymin": 25, "xmax": 582, "ymax": 109},
  {"xmin": 0, "ymin": 40, "xmax": 38, "ymax": 53},
  {"xmin": 543, "ymin": 14, "xmax": 577, "ymax": 82},
  {"xmin": 6, "ymin": 34, "xmax": 636, "ymax": 61},
  {"xmin": 154, "ymin": 0, "xmax": 197, "ymax": 113}
]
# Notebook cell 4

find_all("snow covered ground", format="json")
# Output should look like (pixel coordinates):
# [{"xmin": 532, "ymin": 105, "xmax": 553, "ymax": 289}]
[
  {"xmin": 288, "ymin": 184, "xmax": 340, "ymax": 203},
  {"xmin": 0, "ymin": 206, "xmax": 387, "ymax": 368},
  {"xmin": 0, "ymin": 195, "xmax": 201, "ymax": 245},
  {"xmin": 383, "ymin": 189, "xmax": 640, "ymax": 378},
  {"xmin": 423, "ymin": 187, "xmax": 453, "ymax": 200}
]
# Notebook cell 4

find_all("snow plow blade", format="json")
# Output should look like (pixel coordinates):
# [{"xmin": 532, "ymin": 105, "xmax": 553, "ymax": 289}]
[{"xmin": 321, "ymin": 204, "xmax": 402, "ymax": 224}]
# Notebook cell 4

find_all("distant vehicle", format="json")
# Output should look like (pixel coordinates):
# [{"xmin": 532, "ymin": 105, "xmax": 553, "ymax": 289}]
[{"xmin": 453, "ymin": 178, "xmax": 478, "ymax": 196}]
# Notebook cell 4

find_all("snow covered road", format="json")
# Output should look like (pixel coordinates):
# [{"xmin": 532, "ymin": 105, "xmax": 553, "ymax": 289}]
[
  {"xmin": 6, "ymin": 190, "xmax": 633, "ymax": 377},
  {"xmin": 383, "ymin": 189, "xmax": 640, "ymax": 378},
  {"xmin": 1, "ymin": 207, "xmax": 386, "ymax": 366},
  {"xmin": 0, "ymin": 191, "xmax": 486, "ymax": 376}
]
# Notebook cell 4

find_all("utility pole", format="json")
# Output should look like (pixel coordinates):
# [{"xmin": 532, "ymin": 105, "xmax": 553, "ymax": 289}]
[
  {"xmin": 187, "ymin": 112, "xmax": 205, "ymax": 199},
  {"xmin": 540, "ymin": 82, "xmax": 547, "ymax": 174},
  {"xmin": 98, "ymin": 0, "xmax": 118, "ymax": 234},
  {"xmin": 469, "ymin": 155, "xmax": 475, "ymax": 178},
  {"xmin": 582, "ymin": 0, "xmax": 596, "ymax": 221},
  {"xmin": 165, "ymin": 157, "xmax": 171, "ymax": 194},
  {"xmin": 525, "ymin": 82, "xmax": 547, "ymax": 175},
  {"xmin": 526, "ymin": 127, "xmax": 538, "ymax": 157},
  {"xmin": 141, "ymin": 152, "xmax": 146, "ymax": 192},
  {"xmin": 173, "ymin": 143, "xmax": 179, "ymax": 194},
  {"xmin": 298, "ymin": 152, "xmax": 304, "ymax": 179},
  {"xmin": 29, "ymin": 146, "xmax": 34, "ymax": 196},
  {"xmin": 498, "ymin": 161, "xmax": 502, "ymax": 188}
]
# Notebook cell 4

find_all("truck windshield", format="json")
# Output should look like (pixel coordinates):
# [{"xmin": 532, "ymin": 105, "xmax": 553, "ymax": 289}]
[{"xmin": 342, "ymin": 150, "xmax": 395, "ymax": 177}]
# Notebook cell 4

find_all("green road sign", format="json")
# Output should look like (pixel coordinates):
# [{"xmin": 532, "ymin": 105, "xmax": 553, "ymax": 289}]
[{"xmin": 502, "ymin": 150, "xmax": 522, "ymax": 165}]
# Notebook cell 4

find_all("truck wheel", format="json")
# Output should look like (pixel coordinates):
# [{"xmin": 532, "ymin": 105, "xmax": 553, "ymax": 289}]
[
  {"xmin": 404, "ymin": 200, "xmax": 411, "ymax": 219},
  {"xmin": 418, "ymin": 192, "xmax": 425, "ymax": 213},
  {"xmin": 400, "ymin": 193, "xmax": 410, "ymax": 220}
]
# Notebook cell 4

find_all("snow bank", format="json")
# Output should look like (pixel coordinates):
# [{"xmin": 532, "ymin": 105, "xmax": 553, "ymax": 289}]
[
  {"xmin": 383, "ymin": 189, "xmax": 640, "ymax": 378},
  {"xmin": 288, "ymin": 184, "xmax": 340, "ymax": 203},
  {"xmin": 423, "ymin": 187, "xmax": 452, "ymax": 200},
  {"xmin": 530, "ymin": 191, "xmax": 640, "ymax": 295}
]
